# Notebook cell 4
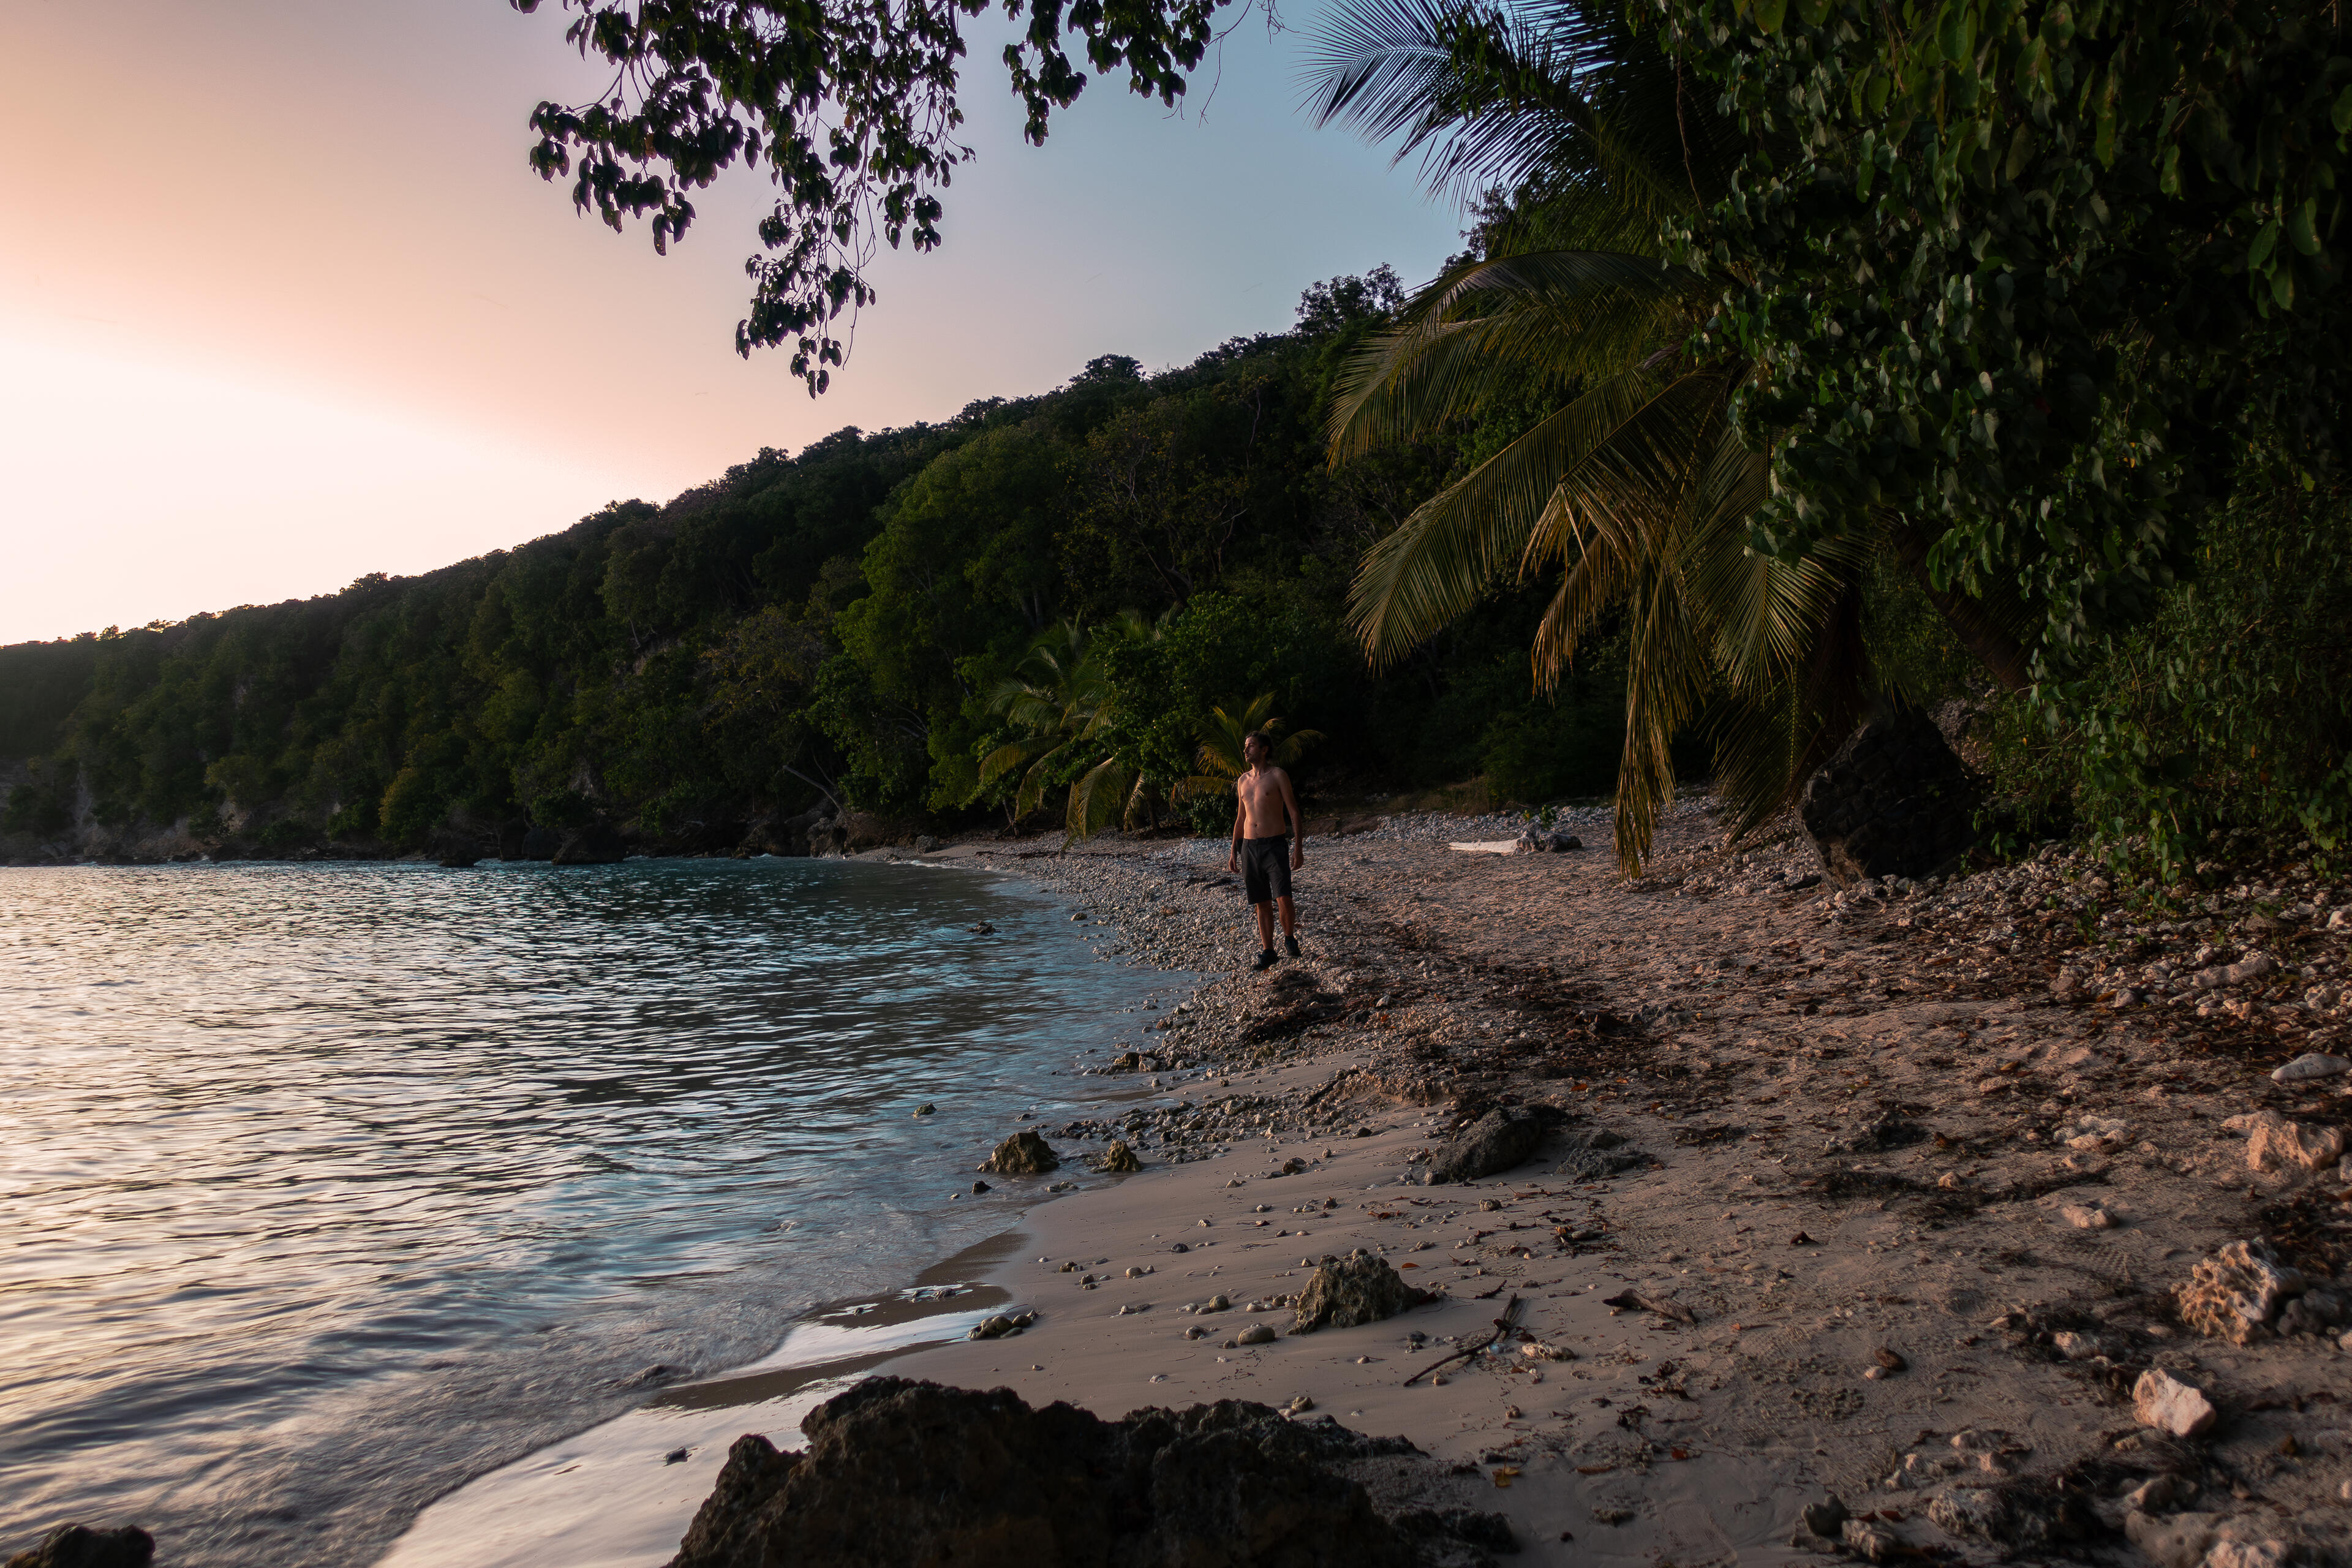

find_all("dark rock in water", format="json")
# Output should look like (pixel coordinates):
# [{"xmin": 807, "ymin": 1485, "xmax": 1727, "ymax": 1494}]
[
  {"xmin": 518, "ymin": 826, "xmax": 562, "ymax": 862},
  {"xmin": 979, "ymin": 1129, "xmax": 1061, "ymax": 1175},
  {"xmin": 552, "ymin": 823, "xmax": 627, "ymax": 865},
  {"xmin": 1799, "ymin": 704, "xmax": 1980, "ymax": 885},
  {"xmin": 437, "ymin": 854, "xmax": 481, "ymax": 869},
  {"xmin": 1427, "ymin": 1107, "xmax": 1550, "ymax": 1183},
  {"xmin": 666, "ymin": 1378, "xmax": 1442, "ymax": 1568},
  {"xmin": 1292, "ymin": 1250, "xmax": 1422, "ymax": 1333},
  {"xmin": 738, "ymin": 804, "xmax": 825, "ymax": 857},
  {"xmin": 1100, "ymin": 1140, "xmax": 1142, "ymax": 1173},
  {"xmin": 4, "ymin": 1523, "xmax": 154, "ymax": 1568}
]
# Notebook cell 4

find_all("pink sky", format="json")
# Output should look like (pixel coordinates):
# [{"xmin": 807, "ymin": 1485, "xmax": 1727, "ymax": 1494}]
[{"xmin": 0, "ymin": 0, "xmax": 1460, "ymax": 644}]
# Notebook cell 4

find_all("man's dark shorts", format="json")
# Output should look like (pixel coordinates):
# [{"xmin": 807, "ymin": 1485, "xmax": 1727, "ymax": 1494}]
[{"xmin": 1242, "ymin": 834, "xmax": 1292, "ymax": 905}]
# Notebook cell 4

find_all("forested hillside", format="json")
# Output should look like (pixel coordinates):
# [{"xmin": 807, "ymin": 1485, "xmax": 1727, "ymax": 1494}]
[{"xmin": 0, "ymin": 273, "xmax": 1638, "ymax": 862}]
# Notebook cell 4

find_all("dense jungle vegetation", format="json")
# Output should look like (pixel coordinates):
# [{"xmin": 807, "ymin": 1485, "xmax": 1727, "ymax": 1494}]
[{"xmin": 0, "ymin": 272, "xmax": 1638, "ymax": 857}]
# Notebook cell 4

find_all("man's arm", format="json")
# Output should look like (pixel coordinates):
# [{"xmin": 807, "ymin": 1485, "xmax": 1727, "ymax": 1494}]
[
  {"xmin": 1279, "ymin": 769, "xmax": 1305, "ymax": 869},
  {"xmin": 1227, "ymin": 778, "xmax": 1245, "ymax": 872}
]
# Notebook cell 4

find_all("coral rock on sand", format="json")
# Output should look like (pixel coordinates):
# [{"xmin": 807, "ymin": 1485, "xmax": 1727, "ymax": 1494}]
[
  {"xmin": 3, "ymin": 1525, "xmax": 154, "ymax": 1568},
  {"xmin": 666, "ymin": 1378, "xmax": 1485, "ymax": 1568},
  {"xmin": 1426, "ymin": 1107, "xmax": 1548, "ymax": 1184},
  {"xmin": 2177, "ymin": 1240, "xmax": 2309, "ymax": 1344},
  {"xmin": 979, "ymin": 1130, "xmax": 1061, "ymax": 1175},
  {"xmin": 2132, "ymin": 1369, "xmax": 2218, "ymax": 1438},
  {"xmin": 1100, "ymin": 1140, "xmax": 1142, "ymax": 1173},
  {"xmin": 2222, "ymin": 1110, "xmax": 2346, "ymax": 1174},
  {"xmin": 1292, "ymin": 1251, "xmax": 1420, "ymax": 1333}
]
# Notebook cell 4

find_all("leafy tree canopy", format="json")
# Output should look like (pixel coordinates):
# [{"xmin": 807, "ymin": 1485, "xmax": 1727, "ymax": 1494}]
[{"xmin": 515, "ymin": 0, "xmax": 1248, "ymax": 390}]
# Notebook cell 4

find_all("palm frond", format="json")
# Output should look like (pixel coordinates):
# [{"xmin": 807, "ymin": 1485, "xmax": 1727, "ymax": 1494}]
[
  {"xmin": 1066, "ymin": 756, "xmax": 1136, "ymax": 841},
  {"xmin": 1350, "ymin": 369, "xmax": 1675, "ymax": 669},
  {"xmin": 1328, "ymin": 250, "xmax": 1703, "ymax": 459}
]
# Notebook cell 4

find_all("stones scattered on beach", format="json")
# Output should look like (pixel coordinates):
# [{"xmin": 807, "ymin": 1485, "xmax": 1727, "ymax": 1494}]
[
  {"xmin": 2133, "ymin": 1368, "xmax": 2218, "ymax": 1438},
  {"xmin": 1291, "ymin": 1250, "xmax": 1420, "ymax": 1334},
  {"xmin": 1425, "ymin": 1106, "xmax": 1550, "ymax": 1183},
  {"xmin": 1235, "ymin": 1323, "xmax": 1277, "ymax": 1345},
  {"xmin": 966, "ymin": 1310, "xmax": 1036, "ymax": 1341},
  {"xmin": 2269, "ymin": 1051, "xmax": 2350, "ymax": 1084},
  {"xmin": 978, "ymin": 1130, "xmax": 1060, "ymax": 1175}
]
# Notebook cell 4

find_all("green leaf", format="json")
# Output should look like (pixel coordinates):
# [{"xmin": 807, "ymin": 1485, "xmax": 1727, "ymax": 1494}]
[
  {"xmin": 2094, "ymin": 62, "xmax": 2120, "ymax": 167},
  {"xmin": 2249, "ymin": 217, "xmax": 2282, "ymax": 271},
  {"xmin": 2334, "ymin": 83, "xmax": 2352, "ymax": 135},
  {"xmin": 1795, "ymin": 0, "xmax": 1831, "ymax": 22},
  {"xmin": 2158, "ymin": 142, "xmax": 2181, "ymax": 197},
  {"xmin": 1937, "ymin": 3, "xmax": 1972, "ymax": 62},
  {"xmin": 1755, "ymin": 0, "xmax": 1788, "ymax": 34},
  {"xmin": 2271, "ymin": 265, "xmax": 2296, "ymax": 310},
  {"xmin": 2004, "ymin": 121, "xmax": 2034, "ymax": 181},
  {"xmin": 1866, "ymin": 71, "xmax": 1891, "ymax": 115},
  {"xmin": 2289, "ymin": 197, "xmax": 2321, "ymax": 257}
]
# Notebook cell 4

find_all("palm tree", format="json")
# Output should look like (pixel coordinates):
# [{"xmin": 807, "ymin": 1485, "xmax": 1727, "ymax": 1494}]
[
  {"xmin": 978, "ymin": 613, "xmax": 1167, "ymax": 840},
  {"xmin": 1307, "ymin": 0, "xmax": 1880, "ymax": 872},
  {"xmin": 1172, "ymin": 694, "xmax": 1325, "ymax": 806}
]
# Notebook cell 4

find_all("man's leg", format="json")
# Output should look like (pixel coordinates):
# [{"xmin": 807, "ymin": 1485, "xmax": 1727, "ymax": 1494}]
[
  {"xmin": 1276, "ymin": 894, "xmax": 1297, "ymax": 939},
  {"xmin": 1255, "ymin": 900, "xmax": 1275, "ymax": 949}
]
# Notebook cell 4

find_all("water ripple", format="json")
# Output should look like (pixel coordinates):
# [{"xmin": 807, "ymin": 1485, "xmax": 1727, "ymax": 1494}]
[{"xmin": 0, "ymin": 859, "xmax": 1154, "ymax": 1566}]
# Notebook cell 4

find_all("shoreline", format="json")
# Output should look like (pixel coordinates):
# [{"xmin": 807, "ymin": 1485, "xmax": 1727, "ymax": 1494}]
[{"xmin": 390, "ymin": 809, "xmax": 2350, "ymax": 1565}]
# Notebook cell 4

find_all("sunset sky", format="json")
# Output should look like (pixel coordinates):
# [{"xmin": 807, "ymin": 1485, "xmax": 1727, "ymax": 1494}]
[{"xmin": 0, "ymin": 0, "xmax": 1462, "ymax": 645}]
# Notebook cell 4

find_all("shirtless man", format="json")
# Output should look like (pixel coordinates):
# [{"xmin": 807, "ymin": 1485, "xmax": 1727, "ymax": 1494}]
[{"xmin": 1226, "ymin": 731, "xmax": 1304, "ymax": 971}]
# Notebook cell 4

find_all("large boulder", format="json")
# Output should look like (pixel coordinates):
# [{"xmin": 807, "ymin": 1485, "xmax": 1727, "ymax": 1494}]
[
  {"xmin": 1292, "ymin": 1251, "xmax": 1422, "ymax": 1333},
  {"xmin": 1427, "ymin": 1107, "xmax": 1549, "ymax": 1183},
  {"xmin": 979, "ymin": 1130, "xmax": 1061, "ymax": 1175},
  {"xmin": 4, "ymin": 1524, "xmax": 154, "ymax": 1568},
  {"xmin": 1799, "ymin": 705, "xmax": 1980, "ymax": 885},
  {"xmin": 667, "ymin": 1379, "xmax": 1465, "ymax": 1568}
]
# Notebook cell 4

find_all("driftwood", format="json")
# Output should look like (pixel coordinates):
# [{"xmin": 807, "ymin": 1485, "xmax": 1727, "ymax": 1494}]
[
  {"xmin": 1401, "ymin": 1295, "xmax": 1525, "ymax": 1386},
  {"xmin": 1600, "ymin": 1289, "xmax": 1696, "ymax": 1325}
]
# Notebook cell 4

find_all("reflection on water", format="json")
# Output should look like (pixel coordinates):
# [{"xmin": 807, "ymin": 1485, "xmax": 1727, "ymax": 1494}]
[{"xmin": 0, "ymin": 859, "xmax": 1155, "ymax": 1566}]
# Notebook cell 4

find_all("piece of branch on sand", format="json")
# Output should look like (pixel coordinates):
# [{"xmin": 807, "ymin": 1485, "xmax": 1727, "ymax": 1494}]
[
  {"xmin": 1601, "ymin": 1289, "xmax": 1696, "ymax": 1325},
  {"xmin": 1402, "ymin": 1295, "xmax": 1525, "ymax": 1385}
]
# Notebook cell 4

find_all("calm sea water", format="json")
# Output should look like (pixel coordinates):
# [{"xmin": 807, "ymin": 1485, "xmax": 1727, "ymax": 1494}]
[{"xmin": 0, "ymin": 859, "xmax": 1172, "ymax": 1566}]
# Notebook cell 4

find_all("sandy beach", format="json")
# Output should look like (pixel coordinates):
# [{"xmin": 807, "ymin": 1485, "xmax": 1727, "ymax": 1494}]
[{"xmin": 390, "ymin": 804, "xmax": 2352, "ymax": 1565}]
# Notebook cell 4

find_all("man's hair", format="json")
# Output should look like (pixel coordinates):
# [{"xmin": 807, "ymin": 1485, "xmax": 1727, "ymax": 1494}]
[{"xmin": 1243, "ymin": 729, "xmax": 1273, "ymax": 752}]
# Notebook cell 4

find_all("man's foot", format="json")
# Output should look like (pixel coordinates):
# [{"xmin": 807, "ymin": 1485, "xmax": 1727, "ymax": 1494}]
[
  {"xmin": 1284, "ymin": 935, "xmax": 1301, "ymax": 959},
  {"xmin": 1251, "ymin": 948, "xmax": 1279, "ymax": 971}
]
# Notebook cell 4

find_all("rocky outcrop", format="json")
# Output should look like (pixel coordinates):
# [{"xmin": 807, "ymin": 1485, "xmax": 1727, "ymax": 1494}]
[
  {"xmin": 552, "ymin": 823, "xmax": 628, "ymax": 865},
  {"xmin": 667, "ymin": 1378, "xmax": 1480, "ymax": 1568},
  {"xmin": 1292, "ymin": 1251, "xmax": 1421, "ymax": 1333},
  {"xmin": 3, "ymin": 1524, "xmax": 154, "ymax": 1568},
  {"xmin": 1799, "ymin": 705, "xmax": 1980, "ymax": 885},
  {"xmin": 1099, "ymin": 1140, "xmax": 1142, "ymax": 1172},
  {"xmin": 1427, "ymin": 1107, "xmax": 1550, "ymax": 1183},
  {"xmin": 979, "ymin": 1130, "xmax": 1061, "ymax": 1175}
]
